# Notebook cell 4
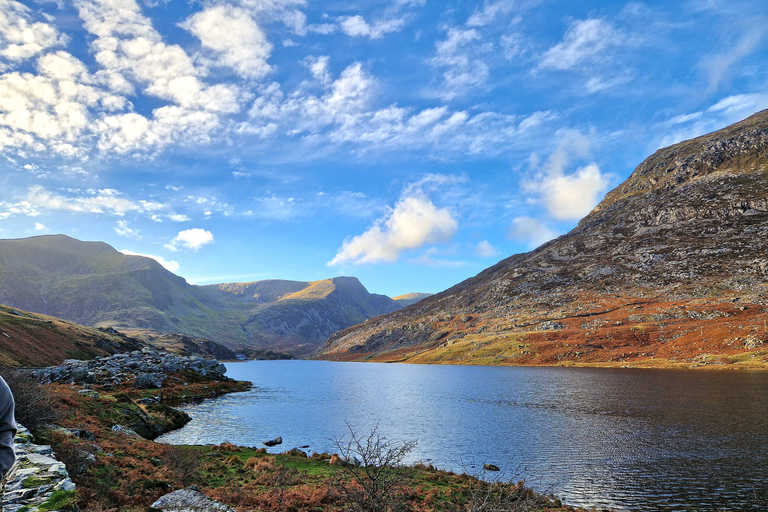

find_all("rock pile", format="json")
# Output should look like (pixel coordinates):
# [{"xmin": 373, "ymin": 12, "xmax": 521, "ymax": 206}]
[
  {"xmin": 2, "ymin": 424, "xmax": 76, "ymax": 512},
  {"xmin": 33, "ymin": 347, "xmax": 228, "ymax": 388}
]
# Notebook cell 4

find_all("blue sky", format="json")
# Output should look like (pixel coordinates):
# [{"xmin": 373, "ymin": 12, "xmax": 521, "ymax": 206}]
[{"xmin": 0, "ymin": 0, "xmax": 767, "ymax": 297}]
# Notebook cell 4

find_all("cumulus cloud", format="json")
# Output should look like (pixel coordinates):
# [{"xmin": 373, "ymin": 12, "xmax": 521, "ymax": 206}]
[
  {"xmin": 114, "ymin": 219, "xmax": 141, "ymax": 238},
  {"xmin": 75, "ymin": 0, "xmax": 241, "ymax": 112},
  {"xmin": 120, "ymin": 249, "xmax": 180, "ymax": 272},
  {"xmin": 474, "ymin": 240, "xmax": 500, "ymax": 258},
  {"xmin": 508, "ymin": 216, "xmax": 557, "ymax": 248},
  {"xmin": 182, "ymin": 6, "xmax": 272, "ymax": 80},
  {"xmin": 338, "ymin": 15, "xmax": 405, "ymax": 39},
  {"xmin": 329, "ymin": 182, "xmax": 458, "ymax": 265},
  {"xmin": 0, "ymin": 0, "xmax": 68, "ymax": 62},
  {"xmin": 34, "ymin": 222, "xmax": 47, "ymax": 231},
  {"xmin": 523, "ymin": 130, "xmax": 612, "ymax": 221},
  {"xmin": 165, "ymin": 228, "xmax": 215, "ymax": 251},
  {"xmin": 540, "ymin": 18, "xmax": 620, "ymax": 70}
]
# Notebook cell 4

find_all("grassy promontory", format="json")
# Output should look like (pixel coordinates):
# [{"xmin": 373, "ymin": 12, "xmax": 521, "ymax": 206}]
[{"xmin": 31, "ymin": 373, "xmax": 595, "ymax": 512}]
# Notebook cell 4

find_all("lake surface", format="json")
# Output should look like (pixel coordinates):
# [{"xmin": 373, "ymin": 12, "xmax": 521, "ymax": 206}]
[{"xmin": 158, "ymin": 361, "xmax": 768, "ymax": 511}]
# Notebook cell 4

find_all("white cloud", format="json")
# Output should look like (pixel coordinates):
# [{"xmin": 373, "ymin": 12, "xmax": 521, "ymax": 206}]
[
  {"xmin": 430, "ymin": 27, "xmax": 488, "ymax": 100},
  {"xmin": 329, "ymin": 183, "xmax": 458, "ymax": 265},
  {"xmin": 165, "ymin": 228, "xmax": 215, "ymax": 251},
  {"xmin": 182, "ymin": 6, "xmax": 272, "ymax": 80},
  {"xmin": 540, "ymin": 163, "xmax": 610, "ymax": 220},
  {"xmin": 467, "ymin": 0, "xmax": 517, "ymax": 27},
  {"xmin": 540, "ymin": 18, "xmax": 620, "ymax": 71},
  {"xmin": 114, "ymin": 219, "xmax": 141, "ymax": 238},
  {"xmin": 523, "ymin": 130, "xmax": 612, "ymax": 220},
  {"xmin": 474, "ymin": 240, "xmax": 500, "ymax": 257},
  {"xmin": 25, "ymin": 185, "xmax": 149, "ymax": 215},
  {"xmin": 658, "ymin": 93, "xmax": 768, "ymax": 147},
  {"xmin": 700, "ymin": 27, "xmax": 764, "ymax": 93},
  {"xmin": 120, "ymin": 249, "xmax": 180, "ymax": 272},
  {"xmin": 0, "ymin": 0, "xmax": 68, "ymax": 62},
  {"xmin": 339, "ymin": 15, "xmax": 405, "ymax": 39},
  {"xmin": 75, "ymin": 0, "xmax": 241, "ymax": 113},
  {"xmin": 34, "ymin": 222, "xmax": 47, "ymax": 231},
  {"xmin": 508, "ymin": 216, "xmax": 557, "ymax": 247}
]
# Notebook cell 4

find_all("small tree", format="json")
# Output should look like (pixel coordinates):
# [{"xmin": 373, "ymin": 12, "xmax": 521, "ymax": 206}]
[{"xmin": 332, "ymin": 424, "xmax": 417, "ymax": 512}]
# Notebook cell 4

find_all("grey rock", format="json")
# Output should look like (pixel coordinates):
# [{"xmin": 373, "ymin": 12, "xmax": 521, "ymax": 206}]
[
  {"xmin": 151, "ymin": 487, "xmax": 235, "ymax": 512},
  {"xmin": 135, "ymin": 372, "xmax": 168, "ymax": 389},
  {"xmin": 112, "ymin": 424, "xmax": 143, "ymax": 438}
]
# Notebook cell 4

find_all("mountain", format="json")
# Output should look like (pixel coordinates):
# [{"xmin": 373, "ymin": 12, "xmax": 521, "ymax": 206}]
[
  {"xmin": 317, "ymin": 110, "xmax": 768, "ymax": 369},
  {"xmin": 0, "ymin": 235, "xmax": 403, "ymax": 354},
  {"xmin": 0, "ymin": 303, "xmax": 144, "ymax": 367},
  {"xmin": 0, "ymin": 234, "xmax": 242, "ymax": 341},
  {"xmin": 393, "ymin": 293, "xmax": 433, "ymax": 307},
  {"xmin": 205, "ymin": 277, "xmax": 401, "ymax": 355}
]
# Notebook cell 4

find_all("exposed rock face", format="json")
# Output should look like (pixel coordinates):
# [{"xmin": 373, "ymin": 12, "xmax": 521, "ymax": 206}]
[
  {"xmin": 151, "ymin": 486, "xmax": 235, "ymax": 512},
  {"xmin": 318, "ymin": 110, "xmax": 768, "ymax": 366},
  {"xmin": 2, "ymin": 424, "xmax": 76, "ymax": 512}
]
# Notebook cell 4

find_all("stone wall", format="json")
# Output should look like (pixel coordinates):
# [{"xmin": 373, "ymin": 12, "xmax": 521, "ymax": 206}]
[{"xmin": 2, "ymin": 424, "xmax": 75, "ymax": 512}]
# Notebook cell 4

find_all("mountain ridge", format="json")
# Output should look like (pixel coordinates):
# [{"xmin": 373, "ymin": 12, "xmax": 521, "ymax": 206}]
[
  {"xmin": 0, "ymin": 235, "xmax": 408, "ymax": 354},
  {"xmin": 317, "ymin": 110, "xmax": 768, "ymax": 368}
]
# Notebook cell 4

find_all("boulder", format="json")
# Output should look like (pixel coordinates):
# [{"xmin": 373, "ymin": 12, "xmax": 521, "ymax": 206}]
[
  {"xmin": 135, "ymin": 372, "xmax": 167, "ymax": 389},
  {"xmin": 111, "ymin": 425, "xmax": 143, "ymax": 438},
  {"xmin": 263, "ymin": 436, "xmax": 282, "ymax": 447},
  {"xmin": 151, "ymin": 486, "xmax": 235, "ymax": 512},
  {"xmin": 483, "ymin": 464, "xmax": 500, "ymax": 471}
]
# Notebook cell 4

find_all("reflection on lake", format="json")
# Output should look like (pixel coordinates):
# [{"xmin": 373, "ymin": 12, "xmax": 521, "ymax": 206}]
[{"xmin": 157, "ymin": 360, "xmax": 768, "ymax": 511}]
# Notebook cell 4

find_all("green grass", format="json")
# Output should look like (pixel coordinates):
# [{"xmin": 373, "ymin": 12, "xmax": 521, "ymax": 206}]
[{"xmin": 38, "ymin": 490, "xmax": 77, "ymax": 511}]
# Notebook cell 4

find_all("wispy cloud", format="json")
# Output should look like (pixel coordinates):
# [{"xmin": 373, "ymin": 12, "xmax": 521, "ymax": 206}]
[
  {"xmin": 507, "ymin": 216, "xmax": 557, "ymax": 248},
  {"xmin": 539, "ymin": 18, "xmax": 622, "ymax": 71}
]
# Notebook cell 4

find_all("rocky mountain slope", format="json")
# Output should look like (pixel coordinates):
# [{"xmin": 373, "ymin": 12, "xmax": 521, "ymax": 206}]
[
  {"xmin": 0, "ymin": 235, "xmax": 404, "ymax": 354},
  {"xmin": 317, "ymin": 110, "xmax": 768, "ymax": 368}
]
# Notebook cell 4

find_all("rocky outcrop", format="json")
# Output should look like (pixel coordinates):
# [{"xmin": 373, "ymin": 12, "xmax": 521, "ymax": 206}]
[
  {"xmin": 151, "ymin": 486, "xmax": 235, "ymax": 512},
  {"xmin": 2, "ymin": 424, "xmax": 76, "ymax": 512},
  {"xmin": 33, "ymin": 347, "xmax": 228, "ymax": 387}
]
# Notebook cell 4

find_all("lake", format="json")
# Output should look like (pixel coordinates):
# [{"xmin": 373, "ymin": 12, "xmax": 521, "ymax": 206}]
[{"xmin": 157, "ymin": 360, "xmax": 768, "ymax": 511}]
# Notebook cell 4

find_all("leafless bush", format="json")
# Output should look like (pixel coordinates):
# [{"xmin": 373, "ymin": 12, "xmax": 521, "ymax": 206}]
[
  {"xmin": 165, "ymin": 445, "xmax": 200, "ymax": 486},
  {"xmin": 331, "ymin": 423, "xmax": 417, "ymax": 512},
  {"xmin": 0, "ymin": 368, "xmax": 58, "ymax": 433}
]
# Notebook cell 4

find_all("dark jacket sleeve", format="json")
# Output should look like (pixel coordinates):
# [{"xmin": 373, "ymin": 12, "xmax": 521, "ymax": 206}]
[{"xmin": 0, "ymin": 376, "xmax": 17, "ymax": 479}]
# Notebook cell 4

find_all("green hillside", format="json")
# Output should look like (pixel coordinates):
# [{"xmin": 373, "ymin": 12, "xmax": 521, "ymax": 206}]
[{"xmin": 0, "ymin": 236, "xmax": 405, "ymax": 354}]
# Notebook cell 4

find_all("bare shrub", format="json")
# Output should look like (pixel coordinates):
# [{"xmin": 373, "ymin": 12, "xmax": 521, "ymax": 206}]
[
  {"xmin": 165, "ymin": 445, "xmax": 200, "ymax": 486},
  {"xmin": 331, "ymin": 423, "xmax": 417, "ymax": 512},
  {"xmin": 0, "ymin": 368, "xmax": 58, "ymax": 433}
]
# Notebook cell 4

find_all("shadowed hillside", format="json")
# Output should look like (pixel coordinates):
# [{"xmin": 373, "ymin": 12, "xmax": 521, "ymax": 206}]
[{"xmin": 206, "ymin": 277, "xmax": 401, "ymax": 355}]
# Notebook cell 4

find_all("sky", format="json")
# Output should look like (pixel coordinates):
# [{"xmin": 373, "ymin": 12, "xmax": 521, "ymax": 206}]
[{"xmin": 0, "ymin": 0, "xmax": 767, "ymax": 297}]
